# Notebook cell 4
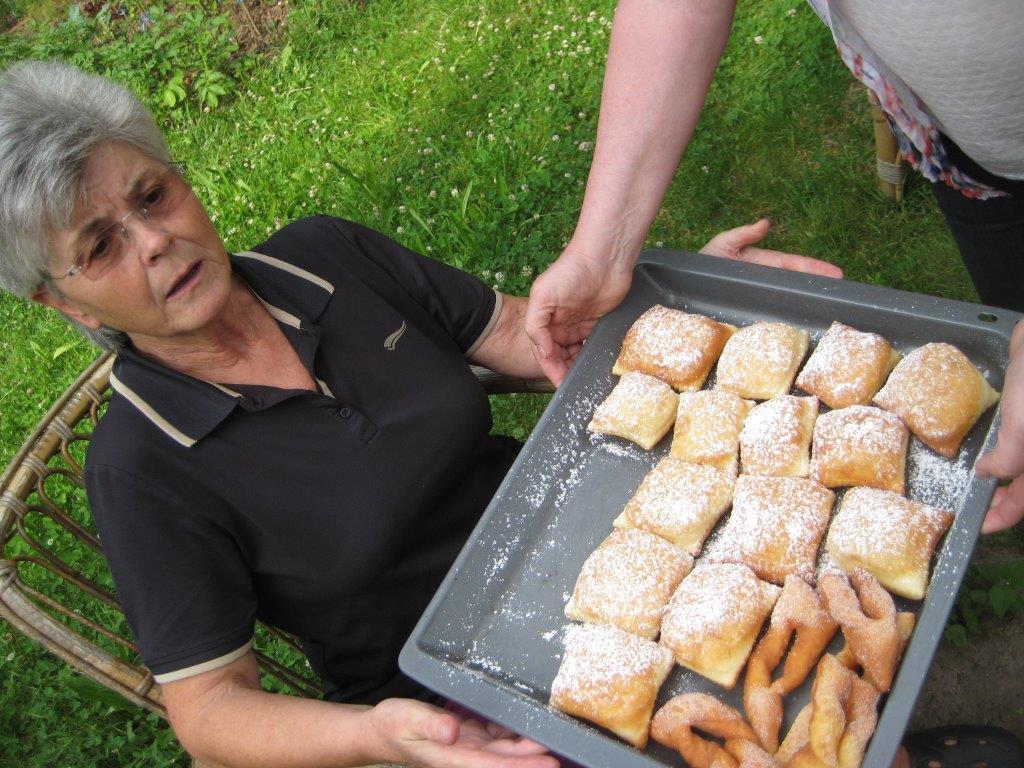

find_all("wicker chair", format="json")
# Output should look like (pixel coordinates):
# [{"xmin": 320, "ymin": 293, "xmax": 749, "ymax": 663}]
[{"xmin": 0, "ymin": 351, "xmax": 551, "ymax": 764}]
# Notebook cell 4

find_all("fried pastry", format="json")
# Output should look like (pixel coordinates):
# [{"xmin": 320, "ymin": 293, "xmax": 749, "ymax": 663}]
[
  {"xmin": 565, "ymin": 528, "xmax": 693, "ymax": 639},
  {"xmin": 819, "ymin": 569, "xmax": 902, "ymax": 692},
  {"xmin": 826, "ymin": 487, "xmax": 954, "ymax": 600},
  {"xmin": 780, "ymin": 654, "xmax": 881, "ymax": 768},
  {"xmin": 659, "ymin": 563, "xmax": 781, "ymax": 688},
  {"xmin": 873, "ymin": 342, "xmax": 1000, "ymax": 458},
  {"xmin": 613, "ymin": 304, "xmax": 736, "ymax": 391},
  {"xmin": 795, "ymin": 321, "xmax": 901, "ymax": 409},
  {"xmin": 810, "ymin": 406, "xmax": 909, "ymax": 493},
  {"xmin": 549, "ymin": 622, "xmax": 674, "ymax": 748},
  {"xmin": 651, "ymin": 694, "xmax": 769, "ymax": 768},
  {"xmin": 739, "ymin": 395, "xmax": 819, "ymax": 477},
  {"xmin": 715, "ymin": 321, "xmax": 810, "ymax": 400},
  {"xmin": 671, "ymin": 390, "xmax": 754, "ymax": 475},
  {"xmin": 613, "ymin": 457, "xmax": 735, "ymax": 556},
  {"xmin": 710, "ymin": 475, "xmax": 834, "ymax": 585},
  {"xmin": 588, "ymin": 371, "xmax": 678, "ymax": 450},
  {"xmin": 744, "ymin": 576, "xmax": 839, "ymax": 752}
]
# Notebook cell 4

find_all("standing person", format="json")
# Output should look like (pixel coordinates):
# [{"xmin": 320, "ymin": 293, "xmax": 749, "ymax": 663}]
[{"xmin": 524, "ymin": 0, "xmax": 1024, "ymax": 534}]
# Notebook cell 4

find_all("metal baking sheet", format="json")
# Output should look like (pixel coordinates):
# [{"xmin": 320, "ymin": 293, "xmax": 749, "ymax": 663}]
[{"xmin": 400, "ymin": 250, "xmax": 1020, "ymax": 768}]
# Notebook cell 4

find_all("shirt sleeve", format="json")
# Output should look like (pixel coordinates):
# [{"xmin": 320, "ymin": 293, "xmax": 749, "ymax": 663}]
[
  {"xmin": 328, "ymin": 218, "xmax": 501, "ymax": 354},
  {"xmin": 86, "ymin": 463, "xmax": 257, "ymax": 683}
]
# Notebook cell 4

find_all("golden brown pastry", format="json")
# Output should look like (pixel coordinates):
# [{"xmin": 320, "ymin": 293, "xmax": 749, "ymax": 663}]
[
  {"xmin": 711, "ymin": 475, "xmax": 835, "ymax": 585},
  {"xmin": 744, "ymin": 576, "xmax": 839, "ymax": 752},
  {"xmin": 739, "ymin": 395, "xmax": 819, "ymax": 477},
  {"xmin": 825, "ymin": 487, "xmax": 954, "ymax": 600},
  {"xmin": 651, "ymin": 694, "xmax": 769, "ymax": 768},
  {"xmin": 715, "ymin": 321, "xmax": 810, "ymax": 400},
  {"xmin": 565, "ymin": 528, "xmax": 693, "ymax": 639},
  {"xmin": 810, "ymin": 406, "xmax": 909, "ymax": 493},
  {"xmin": 780, "ymin": 653, "xmax": 882, "ymax": 768},
  {"xmin": 588, "ymin": 371, "xmax": 678, "ymax": 450},
  {"xmin": 796, "ymin": 321, "xmax": 901, "ymax": 409},
  {"xmin": 819, "ymin": 569, "xmax": 902, "ymax": 693},
  {"xmin": 549, "ymin": 622, "xmax": 674, "ymax": 748},
  {"xmin": 613, "ymin": 457, "xmax": 735, "ymax": 556},
  {"xmin": 671, "ymin": 390, "xmax": 754, "ymax": 475},
  {"xmin": 873, "ymin": 342, "xmax": 1000, "ymax": 458},
  {"xmin": 659, "ymin": 563, "xmax": 781, "ymax": 688},
  {"xmin": 613, "ymin": 304, "xmax": 736, "ymax": 391}
]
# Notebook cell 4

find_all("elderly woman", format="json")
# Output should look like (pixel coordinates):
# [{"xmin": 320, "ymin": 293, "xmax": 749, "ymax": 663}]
[
  {"xmin": 0, "ymin": 61, "xmax": 840, "ymax": 767},
  {"xmin": 0, "ymin": 59, "xmax": 560, "ymax": 768}
]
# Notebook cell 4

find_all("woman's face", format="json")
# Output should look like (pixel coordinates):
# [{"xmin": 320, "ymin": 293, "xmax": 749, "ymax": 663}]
[{"xmin": 37, "ymin": 142, "xmax": 234, "ymax": 344}]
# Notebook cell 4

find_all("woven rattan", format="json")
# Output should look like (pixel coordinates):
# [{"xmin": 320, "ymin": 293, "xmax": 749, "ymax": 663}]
[{"xmin": 0, "ymin": 351, "xmax": 551, "ymax": 738}]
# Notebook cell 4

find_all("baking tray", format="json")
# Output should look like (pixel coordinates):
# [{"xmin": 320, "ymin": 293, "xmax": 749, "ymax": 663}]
[{"xmin": 400, "ymin": 250, "xmax": 1021, "ymax": 768}]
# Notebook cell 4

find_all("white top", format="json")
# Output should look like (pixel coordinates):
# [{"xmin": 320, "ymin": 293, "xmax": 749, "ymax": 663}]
[{"xmin": 830, "ymin": 0, "xmax": 1024, "ymax": 180}]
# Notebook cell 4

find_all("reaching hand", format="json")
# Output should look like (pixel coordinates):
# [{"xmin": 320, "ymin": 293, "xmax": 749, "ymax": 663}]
[
  {"xmin": 977, "ymin": 319, "xmax": 1024, "ymax": 533},
  {"xmin": 366, "ymin": 698, "xmax": 559, "ymax": 768},
  {"xmin": 526, "ymin": 249, "xmax": 634, "ymax": 386},
  {"xmin": 699, "ymin": 219, "xmax": 844, "ymax": 278}
]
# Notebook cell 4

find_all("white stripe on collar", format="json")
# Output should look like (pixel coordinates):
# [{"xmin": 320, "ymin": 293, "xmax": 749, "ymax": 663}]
[
  {"xmin": 234, "ymin": 250, "xmax": 335, "ymax": 294},
  {"xmin": 109, "ymin": 372, "xmax": 197, "ymax": 448}
]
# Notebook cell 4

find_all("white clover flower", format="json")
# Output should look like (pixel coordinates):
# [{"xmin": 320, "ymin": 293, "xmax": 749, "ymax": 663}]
[
  {"xmin": 396, "ymin": 226, "xmax": 404, "ymax": 234},
  {"xmin": 548, "ymin": 83, "xmax": 556, "ymax": 91},
  {"xmin": 5, "ymin": 653, "xmax": 13, "ymax": 662},
  {"xmin": 551, "ymin": 134, "xmax": 560, "ymax": 141},
  {"xmin": 520, "ymin": 184, "xmax": 529, "ymax": 191},
  {"xmin": 482, "ymin": 269, "xmax": 492, "ymax": 278},
  {"xmin": 429, "ymin": 190, "xmax": 438, "ymax": 199},
  {"xmin": 702, "ymin": 165, "xmax": 709, "ymax": 174},
  {"xmin": 398, "ymin": 205, "xmax": 407, "ymax": 213},
  {"xmin": 494, "ymin": 271, "xmax": 506, "ymax": 282},
  {"xmin": 488, "ymin": 134, "xmax": 496, "ymax": 141},
  {"xmin": 787, "ymin": 7, "xmax": 797, "ymax": 16},
  {"xmin": 520, "ymin": 265, "xmax": 533, "ymax": 277},
  {"xmin": 655, "ymin": 241, "xmax": 664, "ymax": 247},
  {"xmin": 578, "ymin": 141, "xmax": 592, "ymax": 151},
  {"xmin": 451, "ymin": 188, "xmax": 460, "ymax": 197},
  {"xmin": 308, "ymin": 187, "xmax": 318, "ymax": 198},
  {"xmin": 754, "ymin": 35, "xmax": 764, "ymax": 44}
]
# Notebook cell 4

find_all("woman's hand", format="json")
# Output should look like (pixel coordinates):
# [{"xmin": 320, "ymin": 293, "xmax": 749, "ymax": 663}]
[
  {"xmin": 978, "ymin": 319, "xmax": 1024, "ymax": 533},
  {"xmin": 700, "ymin": 219, "xmax": 843, "ymax": 278},
  {"xmin": 366, "ymin": 698, "xmax": 559, "ymax": 768}
]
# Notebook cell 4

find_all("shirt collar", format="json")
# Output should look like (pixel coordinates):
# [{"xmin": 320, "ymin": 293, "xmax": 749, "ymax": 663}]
[{"xmin": 108, "ymin": 250, "xmax": 335, "ymax": 448}]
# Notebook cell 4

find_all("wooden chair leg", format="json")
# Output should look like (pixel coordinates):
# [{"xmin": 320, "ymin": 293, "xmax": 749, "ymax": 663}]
[{"xmin": 869, "ymin": 99, "xmax": 906, "ymax": 203}]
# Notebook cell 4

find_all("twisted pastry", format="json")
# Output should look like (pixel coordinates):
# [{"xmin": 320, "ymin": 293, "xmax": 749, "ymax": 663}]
[
  {"xmin": 819, "ymin": 569, "xmax": 901, "ymax": 692},
  {"xmin": 744, "ymin": 576, "xmax": 839, "ymax": 752},
  {"xmin": 651, "ymin": 693, "xmax": 772, "ymax": 768}
]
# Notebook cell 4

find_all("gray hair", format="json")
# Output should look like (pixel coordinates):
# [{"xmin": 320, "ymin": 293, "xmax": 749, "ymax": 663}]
[{"xmin": 0, "ymin": 59, "xmax": 173, "ymax": 351}]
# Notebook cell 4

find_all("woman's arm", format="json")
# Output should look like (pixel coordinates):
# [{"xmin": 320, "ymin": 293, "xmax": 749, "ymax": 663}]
[
  {"xmin": 163, "ymin": 651, "xmax": 556, "ymax": 768},
  {"xmin": 526, "ymin": 0, "xmax": 738, "ymax": 384},
  {"xmin": 470, "ymin": 294, "xmax": 547, "ymax": 380}
]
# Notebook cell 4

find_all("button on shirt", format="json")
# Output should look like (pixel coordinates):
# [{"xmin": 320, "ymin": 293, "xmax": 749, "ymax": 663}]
[{"xmin": 85, "ymin": 217, "xmax": 520, "ymax": 703}]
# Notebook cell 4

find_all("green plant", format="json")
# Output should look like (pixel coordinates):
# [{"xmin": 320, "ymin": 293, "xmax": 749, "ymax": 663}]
[{"xmin": 945, "ymin": 559, "xmax": 1024, "ymax": 646}]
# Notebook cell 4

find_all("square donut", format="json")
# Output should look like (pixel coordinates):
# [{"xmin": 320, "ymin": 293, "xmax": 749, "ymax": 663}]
[
  {"xmin": 739, "ymin": 395, "xmax": 819, "ymax": 477},
  {"xmin": 873, "ymin": 343, "xmax": 1000, "ymax": 458},
  {"xmin": 613, "ymin": 305, "xmax": 736, "ymax": 391},
  {"xmin": 710, "ymin": 475, "xmax": 835, "ymax": 585},
  {"xmin": 715, "ymin": 321, "xmax": 810, "ymax": 400},
  {"xmin": 550, "ymin": 622, "xmax": 675, "ymax": 748},
  {"xmin": 565, "ymin": 528, "xmax": 694, "ymax": 639},
  {"xmin": 826, "ymin": 487, "xmax": 954, "ymax": 600},
  {"xmin": 671, "ymin": 390, "xmax": 754, "ymax": 475},
  {"xmin": 659, "ymin": 563, "xmax": 781, "ymax": 688},
  {"xmin": 613, "ymin": 457, "xmax": 736, "ymax": 556},
  {"xmin": 795, "ymin": 321, "xmax": 902, "ymax": 409},
  {"xmin": 588, "ymin": 372, "xmax": 678, "ymax": 450},
  {"xmin": 810, "ymin": 405, "xmax": 909, "ymax": 493}
]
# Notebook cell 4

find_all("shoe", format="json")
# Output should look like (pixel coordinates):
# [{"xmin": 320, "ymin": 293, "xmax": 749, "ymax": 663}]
[{"xmin": 901, "ymin": 725, "xmax": 1024, "ymax": 768}]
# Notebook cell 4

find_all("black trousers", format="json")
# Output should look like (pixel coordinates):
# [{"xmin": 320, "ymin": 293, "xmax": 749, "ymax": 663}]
[{"xmin": 930, "ymin": 136, "xmax": 1024, "ymax": 313}]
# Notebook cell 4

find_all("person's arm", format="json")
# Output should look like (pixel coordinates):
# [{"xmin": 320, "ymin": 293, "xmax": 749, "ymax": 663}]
[
  {"xmin": 526, "ymin": 0, "xmax": 738, "ymax": 384},
  {"xmin": 470, "ymin": 294, "xmax": 546, "ymax": 380},
  {"xmin": 163, "ymin": 651, "xmax": 557, "ymax": 768},
  {"xmin": 978, "ymin": 319, "xmax": 1024, "ymax": 533}
]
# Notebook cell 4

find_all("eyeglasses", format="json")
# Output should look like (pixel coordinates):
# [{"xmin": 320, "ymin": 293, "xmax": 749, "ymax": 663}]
[{"xmin": 48, "ymin": 162, "xmax": 192, "ymax": 282}]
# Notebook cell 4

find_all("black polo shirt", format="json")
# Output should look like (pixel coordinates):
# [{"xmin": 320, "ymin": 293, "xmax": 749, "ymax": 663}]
[{"xmin": 85, "ymin": 216, "xmax": 520, "ymax": 703}]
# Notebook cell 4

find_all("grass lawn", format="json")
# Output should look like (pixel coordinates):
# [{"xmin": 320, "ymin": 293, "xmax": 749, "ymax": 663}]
[{"xmin": 0, "ymin": 0, "xmax": 1000, "ymax": 764}]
